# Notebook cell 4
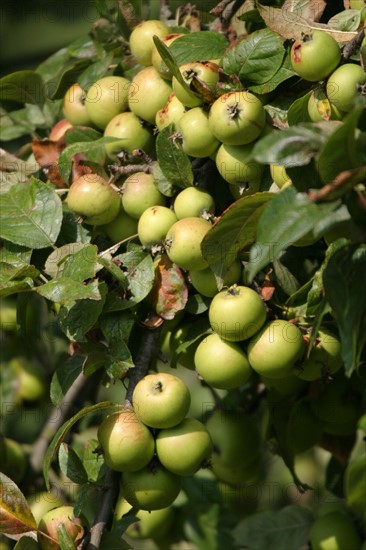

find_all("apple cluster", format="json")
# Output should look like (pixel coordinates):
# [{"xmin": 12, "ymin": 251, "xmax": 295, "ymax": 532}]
[{"xmin": 97, "ymin": 372, "xmax": 212, "ymax": 511}]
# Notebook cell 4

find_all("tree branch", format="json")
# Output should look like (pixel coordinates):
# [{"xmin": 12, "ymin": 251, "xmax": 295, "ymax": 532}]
[
  {"xmin": 342, "ymin": 27, "xmax": 365, "ymax": 61},
  {"xmin": 29, "ymin": 372, "xmax": 88, "ymax": 472},
  {"xmin": 125, "ymin": 323, "xmax": 162, "ymax": 405},
  {"xmin": 87, "ymin": 469, "xmax": 120, "ymax": 550}
]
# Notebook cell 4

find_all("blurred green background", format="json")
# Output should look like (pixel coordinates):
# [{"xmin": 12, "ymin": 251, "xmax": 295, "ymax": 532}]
[{"xmin": 1, "ymin": 0, "xmax": 98, "ymax": 75}]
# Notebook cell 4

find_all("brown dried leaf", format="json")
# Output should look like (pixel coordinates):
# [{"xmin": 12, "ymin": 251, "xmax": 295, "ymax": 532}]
[
  {"xmin": 261, "ymin": 268, "xmax": 276, "ymax": 301},
  {"xmin": 32, "ymin": 138, "xmax": 66, "ymax": 188},
  {"xmin": 257, "ymin": 3, "xmax": 357, "ymax": 41},
  {"xmin": 147, "ymin": 254, "xmax": 188, "ymax": 320}
]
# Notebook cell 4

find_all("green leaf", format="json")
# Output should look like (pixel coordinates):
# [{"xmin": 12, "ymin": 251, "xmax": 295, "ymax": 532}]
[
  {"xmin": 58, "ymin": 282, "xmax": 107, "ymax": 342},
  {"xmin": 45, "ymin": 244, "xmax": 94, "ymax": 279},
  {"xmin": 81, "ymin": 439, "xmax": 107, "ymax": 483},
  {"xmin": 77, "ymin": 53, "xmax": 114, "ymax": 91},
  {"xmin": 98, "ymin": 257, "xmax": 128, "ymax": 290},
  {"xmin": 0, "ymin": 473, "xmax": 37, "ymax": 538},
  {"xmin": 287, "ymin": 91, "xmax": 312, "ymax": 126},
  {"xmin": 234, "ymin": 505, "xmax": 314, "ymax": 550},
  {"xmin": 64, "ymin": 127, "xmax": 102, "ymax": 145},
  {"xmin": 273, "ymin": 259, "xmax": 300, "ymax": 296},
  {"xmin": 150, "ymin": 162, "xmax": 176, "ymax": 197},
  {"xmin": 57, "ymin": 523, "xmax": 79, "ymax": 550},
  {"xmin": 58, "ymin": 443, "xmax": 88, "ymax": 484},
  {"xmin": 49, "ymin": 59, "xmax": 91, "ymax": 100},
  {"xmin": 328, "ymin": 9, "xmax": 361, "ymax": 31},
  {"xmin": 317, "ymin": 107, "xmax": 365, "ymax": 184},
  {"xmin": 0, "ymin": 263, "xmax": 39, "ymax": 298},
  {"xmin": 36, "ymin": 278, "xmax": 101, "ymax": 304},
  {"xmin": 170, "ymin": 31, "xmax": 229, "ymax": 65},
  {"xmin": 0, "ymin": 179, "xmax": 62, "ymax": 249},
  {"xmin": 156, "ymin": 127, "xmax": 194, "ymax": 189},
  {"xmin": 246, "ymin": 186, "xmax": 344, "ymax": 282},
  {"xmin": 50, "ymin": 356, "xmax": 85, "ymax": 407},
  {"xmin": 13, "ymin": 537, "xmax": 39, "ymax": 550},
  {"xmin": 223, "ymin": 29, "xmax": 285, "ymax": 86},
  {"xmin": 344, "ymin": 455, "xmax": 366, "ymax": 520},
  {"xmin": 0, "ymin": 242, "xmax": 32, "ymax": 265},
  {"xmin": 111, "ymin": 246, "xmax": 155, "ymax": 309},
  {"xmin": 152, "ymin": 36, "xmax": 188, "ymax": 90},
  {"xmin": 202, "ymin": 193, "xmax": 274, "ymax": 287},
  {"xmin": 322, "ymin": 242, "xmax": 366, "ymax": 375},
  {"xmin": 58, "ymin": 136, "xmax": 116, "ymax": 183},
  {"xmin": 43, "ymin": 401, "xmax": 121, "ymax": 489},
  {"xmin": 100, "ymin": 311, "xmax": 135, "ymax": 378},
  {"xmin": 252, "ymin": 124, "xmax": 327, "ymax": 167},
  {"xmin": 249, "ymin": 57, "xmax": 296, "ymax": 94},
  {"xmin": 0, "ymin": 71, "xmax": 46, "ymax": 106}
]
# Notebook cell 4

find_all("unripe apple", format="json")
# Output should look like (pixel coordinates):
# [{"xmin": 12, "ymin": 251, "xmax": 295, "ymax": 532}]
[
  {"xmin": 247, "ymin": 320, "xmax": 305, "ymax": 378},
  {"xmin": 49, "ymin": 118, "xmax": 73, "ymax": 142},
  {"xmin": 215, "ymin": 143, "xmax": 264, "ymax": 189},
  {"xmin": 309, "ymin": 511, "xmax": 361, "ymax": 550},
  {"xmin": 208, "ymin": 91, "xmax": 266, "ymax": 145},
  {"xmin": 137, "ymin": 206, "xmax": 177, "ymax": 248},
  {"xmin": 290, "ymin": 30, "xmax": 341, "ymax": 81},
  {"xmin": 85, "ymin": 76, "xmax": 130, "ymax": 129},
  {"xmin": 189, "ymin": 259, "xmax": 242, "ymax": 298},
  {"xmin": 206, "ymin": 409, "xmax": 262, "ymax": 484},
  {"xmin": 155, "ymin": 417, "xmax": 213, "ymax": 475},
  {"xmin": 63, "ymin": 83, "xmax": 93, "ymax": 126},
  {"xmin": 286, "ymin": 400, "xmax": 323, "ymax": 454},
  {"xmin": 165, "ymin": 216, "xmax": 212, "ymax": 271},
  {"xmin": 37, "ymin": 506, "xmax": 84, "ymax": 550},
  {"xmin": 194, "ymin": 332, "xmax": 253, "ymax": 390},
  {"xmin": 310, "ymin": 373, "xmax": 363, "ymax": 435},
  {"xmin": 295, "ymin": 329, "xmax": 342, "ymax": 381},
  {"xmin": 345, "ymin": 455, "xmax": 366, "ymax": 521},
  {"xmin": 100, "ymin": 206, "xmax": 138, "ymax": 244},
  {"xmin": 133, "ymin": 372, "xmax": 191, "ymax": 429},
  {"xmin": 177, "ymin": 107, "xmax": 220, "ymax": 158},
  {"xmin": 121, "ymin": 463, "xmax": 182, "ymax": 510},
  {"xmin": 104, "ymin": 112, "xmax": 154, "ymax": 158},
  {"xmin": 173, "ymin": 186, "xmax": 215, "ymax": 219},
  {"xmin": 151, "ymin": 33, "xmax": 184, "ymax": 79},
  {"xmin": 172, "ymin": 61, "xmax": 219, "ymax": 107},
  {"xmin": 11, "ymin": 357, "xmax": 46, "ymax": 401},
  {"xmin": 2, "ymin": 437, "xmax": 27, "ymax": 484},
  {"xmin": 28, "ymin": 491, "xmax": 64, "ymax": 524},
  {"xmin": 122, "ymin": 172, "xmax": 165, "ymax": 219},
  {"xmin": 155, "ymin": 92, "xmax": 187, "ymax": 131},
  {"xmin": 129, "ymin": 20, "xmax": 170, "ymax": 66},
  {"xmin": 128, "ymin": 66, "xmax": 173, "ymax": 124},
  {"xmin": 326, "ymin": 63, "xmax": 366, "ymax": 112},
  {"xmin": 67, "ymin": 173, "xmax": 121, "ymax": 226},
  {"xmin": 97, "ymin": 408, "xmax": 155, "ymax": 472},
  {"xmin": 307, "ymin": 89, "xmax": 342, "ymax": 122},
  {"xmin": 209, "ymin": 285, "xmax": 267, "ymax": 342},
  {"xmin": 114, "ymin": 497, "xmax": 174, "ymax": 540}
]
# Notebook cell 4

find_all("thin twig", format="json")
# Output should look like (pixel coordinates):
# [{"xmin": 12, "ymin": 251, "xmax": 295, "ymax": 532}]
[
  {"xmin": 125, "ymin": 323, "xmax": 162, "ymax": 405},
  {"xmin": 29, "ymin": 372, "xmax": 88, "ymax": 472},
  {"xmin": 87, "ymin": 469, "xmax": 120, "ymax": 550}
]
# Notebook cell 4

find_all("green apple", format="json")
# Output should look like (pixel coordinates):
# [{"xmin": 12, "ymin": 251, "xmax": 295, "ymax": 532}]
[
  {"xmin": 63, "ymin": 83, "xmax": 93, "ymax": 126},
  {"xmin": 173, "ymin": 186, "xmax": 215, "ymax": 219},
  {"xmin": 132, "ymin": 372, "xmax": 191, "ymax": 429},
  {"xmin": 114, "ymin": 497, "xmax": 174, "ymax": 539},
  {"xmin": 128, "ymin": 66, "xmax": 173, "ymax": 124},
  {"xmin": 137, "ymin": 206, "xmax": 177, "ymax": 248},
  {"xmin": 37, "ymin": 506, "xmax": 84, "ymax": 550},
  {"xmin": 295, "ymin": 329, "xmax": 342, "ymax": 381},
  {"xmin": 85, "ymin": 76, "xmax": 130, "ymax": 129},
  {"xmin": 208, "ymin": 285, "xmax": 267, "ymax": 342},
  {"xmin": 194, "ymin": 332, "xmax": 253, "ymax": 390},
  {"xmin": 97, "ymin": 408, "xmax": 155, "ymax": 472},
  {"xmin": 122, "ymin": 172, "xmax": 165, "ymax": 219},
  {"xmin": 67, "ymin": 173, "xmax": 121, "ymax": 226},
  {"xmin": 121, "ymin": 463, "xmax": 182, "ymax": 510},
  {"xmin": 247, "ymin": 320, "xmax": 305, "ymax": 378},
  {"xmin": 189, "ymin": 259, "xmax": 242, "ymax": 298},
  {"xmin": 104, "ymin": 112, "xmax": 154, "ymax": 158},
  {"xmin": 100, "ymin": 206, "xmax": 138, "ymax": 244},
  {"xmin": 129, "ymin": 19, "xmax": 170, "ymax": 66},
  {"xmin": 165, "ymin": 216, "xmax": 212, "ymax": 271},
  {"xmin": 309, "ymin": 511, "xmax": 361, "ymax": 550},
  {"xmin": 156, "ymin": 417, "xmax": 213, "ymax": 475}
]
